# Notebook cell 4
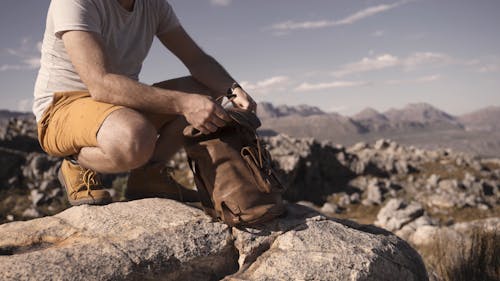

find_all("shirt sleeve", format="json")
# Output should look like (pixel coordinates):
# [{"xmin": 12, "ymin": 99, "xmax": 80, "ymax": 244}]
[
  {"xmin": 156, "ymin": 0, "xmax": 181, "ymax": 35},
  {"xmin": 51, "ymin": 0, "xmax": 101, "ymax": 39}
]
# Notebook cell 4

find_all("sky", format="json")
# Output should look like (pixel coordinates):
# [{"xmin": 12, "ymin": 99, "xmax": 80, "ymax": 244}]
[{"xmin": 0, "ymin": 0, "xmax": 499, "ymax": 115}]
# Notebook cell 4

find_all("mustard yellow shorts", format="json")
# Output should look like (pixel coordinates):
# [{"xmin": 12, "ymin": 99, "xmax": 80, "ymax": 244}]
[{"xmin": 37, "ymin": 91, "xmax": 174, "ymax": 157}]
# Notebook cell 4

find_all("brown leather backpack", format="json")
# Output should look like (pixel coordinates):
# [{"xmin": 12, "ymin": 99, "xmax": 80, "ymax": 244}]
[{"xmin": 183, "ymin": 107, "xmax": 286, "ymax": 226}]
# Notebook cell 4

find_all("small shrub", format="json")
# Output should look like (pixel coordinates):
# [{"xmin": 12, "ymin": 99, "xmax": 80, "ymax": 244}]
[{"xmin": 422, "ymin": 225, "xmax": 499, "ymax": 281}]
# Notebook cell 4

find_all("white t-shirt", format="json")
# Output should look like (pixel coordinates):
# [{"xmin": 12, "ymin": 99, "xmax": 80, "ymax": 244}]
[{"xmin": 33, "ymin": 0, "xmax": 180, "ymax": 121}]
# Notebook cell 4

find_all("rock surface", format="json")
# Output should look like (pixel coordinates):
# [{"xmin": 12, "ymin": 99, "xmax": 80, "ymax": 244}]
[
  {"xmin": 375, "ymin": 199, "xmax": 426, "ymax": 232},
  {"xmin": 0, "ymin": 199, "xmax": 428, "ymax": 281}
]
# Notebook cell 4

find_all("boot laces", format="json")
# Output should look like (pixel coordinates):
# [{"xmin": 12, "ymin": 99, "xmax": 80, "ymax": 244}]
[{"xmin": 78, "ymin": 169, "xmax": 101, "ymax": 197}]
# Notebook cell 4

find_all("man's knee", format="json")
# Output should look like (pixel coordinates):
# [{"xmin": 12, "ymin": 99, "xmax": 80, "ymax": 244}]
[{"xmin": 98, "ymin": 109, "xmax": 157, "ymax": 170}]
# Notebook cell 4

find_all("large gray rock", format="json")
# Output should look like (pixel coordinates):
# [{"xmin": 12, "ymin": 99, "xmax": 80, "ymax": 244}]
[
  {"xmin": 227, "ymin": 204, "xmax": 428, "ymax": 281},
  {"xmin": 0, "ymin": 199, "xmax": 237, "ymax": 281},
  {"xmin": 0, "ymin": 199, "xmax": 428, "ymax": 281}
]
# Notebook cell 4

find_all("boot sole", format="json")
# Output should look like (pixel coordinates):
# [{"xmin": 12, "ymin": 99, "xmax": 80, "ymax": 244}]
[{"xmin": 58, "ymin": 168, "xmax": 111, "ymax": 206}]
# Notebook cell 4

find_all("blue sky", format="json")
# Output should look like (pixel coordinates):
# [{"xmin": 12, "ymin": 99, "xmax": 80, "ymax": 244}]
[{"xmin": 0, "ymin": 0, "xmax": 499, "ymax": 115}]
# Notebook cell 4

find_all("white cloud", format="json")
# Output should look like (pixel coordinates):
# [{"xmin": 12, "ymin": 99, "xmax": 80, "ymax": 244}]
[
  {"xmin": 0, "ymin": 64, "xmax": 27, "ymax": 72},
  {"xmin": 416, "ymin": 74, "xmax": 441, "ymax": 82},
  {"xmin": 477, "ymin": 64, "xmax": 500, "ymax": 73},
  {"xmin": 333, "ymin": 52, "xmax": 450, "ymax": 77},
  {"xmin": 371, "ymin": 30, "xmax": 385, "ymax": 37},
  {"xmin": 210, "ymin": 0, "xmax": 231, "ymax": 7},
  {"xmin": 333, "ymin": 54, "xmax": 400, "ymax": 77},
  {"xmin": 295, "ymin": 81, "xmax": 368, "ymax": 92},
  {"xmin": 270, "ymin": 0, "xmax": 413, "ymax": 31},
  {"xmin": 403, "ymin": 52, "xmax": 451, "ymax": 70},
  {"xmin": 384, "ymin": 74, "xmax": 442, "ymax": 85},
  {"xmin": 240, "ymin": 76, "xmax": 290, "ymax": 96},
  {"xmin": 0, "ymin": 38, "xmax": 42, "ymax": 72},
  {"xmin": 24, "ymin": 57, "xmax": 41, "ymax": 68}
]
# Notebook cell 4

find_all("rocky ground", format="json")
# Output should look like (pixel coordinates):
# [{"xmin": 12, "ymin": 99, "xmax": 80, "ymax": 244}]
[
  {"xmin": 1, "ymin": 116, "xmax": 499, "ymax": 280},
  {"xmin": 0, "ymin": 200, "xmax": 428, "ymax": 281}
]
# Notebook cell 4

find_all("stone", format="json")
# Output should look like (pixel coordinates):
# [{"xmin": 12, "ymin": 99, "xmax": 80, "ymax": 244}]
[
  {"xmin": 409, "ymin": 225, "xmax": 440, "ymax": 246},
  {"xmin": 21, "ymin": 207, "xmax": 40, "ymax": 219},
  {"xmin": 427, "ymin": 174, "xmax": 440, "ymax": 187},
  {"xmin": 362, "ymin": 178, "xmax": 386, "ymax": 205},
  {"xmin": 396, "ymin": 216, "xmax": 435, "ymax": 242},
  {"xmin": 0, "ymin": 200, "xmax": 428, "ymax": 281},
  {"xmin": 374, "ymin": 139, "xmax": 391, "ymax": 150},
  {"xmin": 438, "ymin": 179, "xmax": 458, "ymax": 193},
  {"xmin": 337, "ymin": 193, "xmax": 351, "ymax": 206},
  {"xmin": 30, "ymin": 189, "xmax": 45, "ymax": 206},
  {"xmin": 351, "ymin": 142, "xmax": 368, "ymax": 151},
  {"xmin": 227, "ymin": 204, "xmax": 428, "ymax": 281},
  {"xmin": 395, "ymin": 159, "xmax": 410, "ymax": 175},
  {"xmin": 375, "ymin": 199, "xmax": 425, "ymax": 232},
  {"xmin": 349, "ymin": 192, "xmax": 361, "ymax": 204},
  {"xmin": 0, "ymin": 199, "xmax": 237, "ymax": 281},
  {"xmin": 427, "ymin": 193, "xmax": 459, "ymax": 209},
  {"xmin": 320, "ymin": 202, "xmax": 339, "ymax": 214},
  {"xmin": 296, "ymin": 201, "xmax": 316, "ymax": 208}
]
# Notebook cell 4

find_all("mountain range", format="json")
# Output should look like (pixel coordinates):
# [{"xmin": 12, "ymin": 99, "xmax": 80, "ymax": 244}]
[{"xmin": 257, "ymin": 102, "xmax": 500, "ymax": 157}]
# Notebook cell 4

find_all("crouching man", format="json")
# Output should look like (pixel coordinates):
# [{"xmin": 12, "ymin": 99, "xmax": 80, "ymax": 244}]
[{"xmin": 34, "ymin": 0, "xmax": 256, "ymax": 205}]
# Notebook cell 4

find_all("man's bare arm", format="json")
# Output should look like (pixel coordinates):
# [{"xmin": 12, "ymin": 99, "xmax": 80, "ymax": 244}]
[
  {"xmin": 158, "ymin": 26, "xmax": 256, "ymax": 111},
  {"xmin": 62, "ymin": 30, "xmax": 230, "ymax": 133}
]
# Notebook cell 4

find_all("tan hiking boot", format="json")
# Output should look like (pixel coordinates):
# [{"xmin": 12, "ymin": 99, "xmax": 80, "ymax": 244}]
[
  {"xmin": 58, "ymin": 159, "xmax": 112, "ymax": 206},
  {"xmin": 125, "ymin": 163, "xmax": 199, "ymax": 202}
]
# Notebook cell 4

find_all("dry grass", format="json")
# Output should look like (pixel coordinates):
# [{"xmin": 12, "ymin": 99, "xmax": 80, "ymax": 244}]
[
  {"xmin": 482, "ymin": 160, "xmax": 500, "ymax": 172},
  {"xmin": 333, "ymin": 204, "xmax": 381, "ymax": 225},
  {"xmin": 418, "ymin": 161, "xmax": 479, "ymax": 181},
  {"xmin": 425, "ymin": 205, "xmax": 500, "ymax": 225},
  {"xmin": 418, "ymin": 226, "xmax": 500, "ymax": 281}
]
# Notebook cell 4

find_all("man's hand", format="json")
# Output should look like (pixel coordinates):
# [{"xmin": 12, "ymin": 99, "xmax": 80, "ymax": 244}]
[
  {"xmin": 182, "ymin": 94, "xmax": 232, "ymax": 134},
  {"xmin": 232, "ymin": 87, "xmax": 257, "ymax": 112}
]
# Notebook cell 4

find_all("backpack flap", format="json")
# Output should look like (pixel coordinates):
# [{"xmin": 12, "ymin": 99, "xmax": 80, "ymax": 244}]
[{"xmin": 226, "ymin": 107, "xmax": 261, "ymax": 130}]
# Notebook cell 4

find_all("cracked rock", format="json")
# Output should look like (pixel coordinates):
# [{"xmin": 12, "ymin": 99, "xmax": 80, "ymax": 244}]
[
  {"xmin": 227, "ymin": 206, "xmax": 427, "ymax": 281},
  {"xmin": 0, "ymin": 199, "xmax": 428, "ymax": 281},
  {"xmin": 0, "ymin": 199, "xmax": 237, "ymax": 281}
]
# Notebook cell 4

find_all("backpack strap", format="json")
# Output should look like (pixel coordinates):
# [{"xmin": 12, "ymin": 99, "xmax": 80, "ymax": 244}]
[{"xmin": 187, "ymin": 156, "xmax": 217, "ymax": 218}]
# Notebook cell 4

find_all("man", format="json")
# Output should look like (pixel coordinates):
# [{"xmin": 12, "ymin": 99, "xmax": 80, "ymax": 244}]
[{"xmin": 34, "ymin": 0, "xmax": 257, "ymax": 205}]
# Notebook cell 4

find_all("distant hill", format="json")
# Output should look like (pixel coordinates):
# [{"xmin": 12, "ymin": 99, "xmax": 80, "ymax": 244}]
[
  {"xmin": 258, "ymin": 102, "xmax": 325, "ymax": 119},
  {"xmin": 382, "ymin": 103, "xmax": 463, "ymax": 131},
  {"xmin": 260, "ymin": 113, "xmax": 367, "ymax": 140},
  {"xmin": 0, "ymin": 110, "xmax": 33, "ymax": 120},
  {"xmin": 352, "ymin": 108, "xmax": 390, "ymax": 132},
  {"xmin": 459, "ymin": 106, "xmax": 500, "ymax": 132},
  {"xmin": 257, "ymin": 102, "xmax": 500, "ymax": 157}
]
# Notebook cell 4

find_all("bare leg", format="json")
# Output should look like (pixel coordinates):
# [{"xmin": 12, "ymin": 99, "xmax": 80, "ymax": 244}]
[
  {"xmin": 149, "ymin": 116, "xmax": 188, "ymax": 163},
  {"xmin": 77, "ymin": 108, "xmax": 158, "ymax": 173},
  {"xmin": 77, "ymin": 76, "xmax": 215, "ymax": 172}
]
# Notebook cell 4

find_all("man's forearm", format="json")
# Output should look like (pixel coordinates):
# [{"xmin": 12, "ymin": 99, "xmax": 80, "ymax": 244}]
[
  {"xmin": 188, "ymin": 54, "xmax": 236, "ymax": 98},
  {"xmin": 91, "ymin": 73, "xmax": 186, "ymax": 115}
]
